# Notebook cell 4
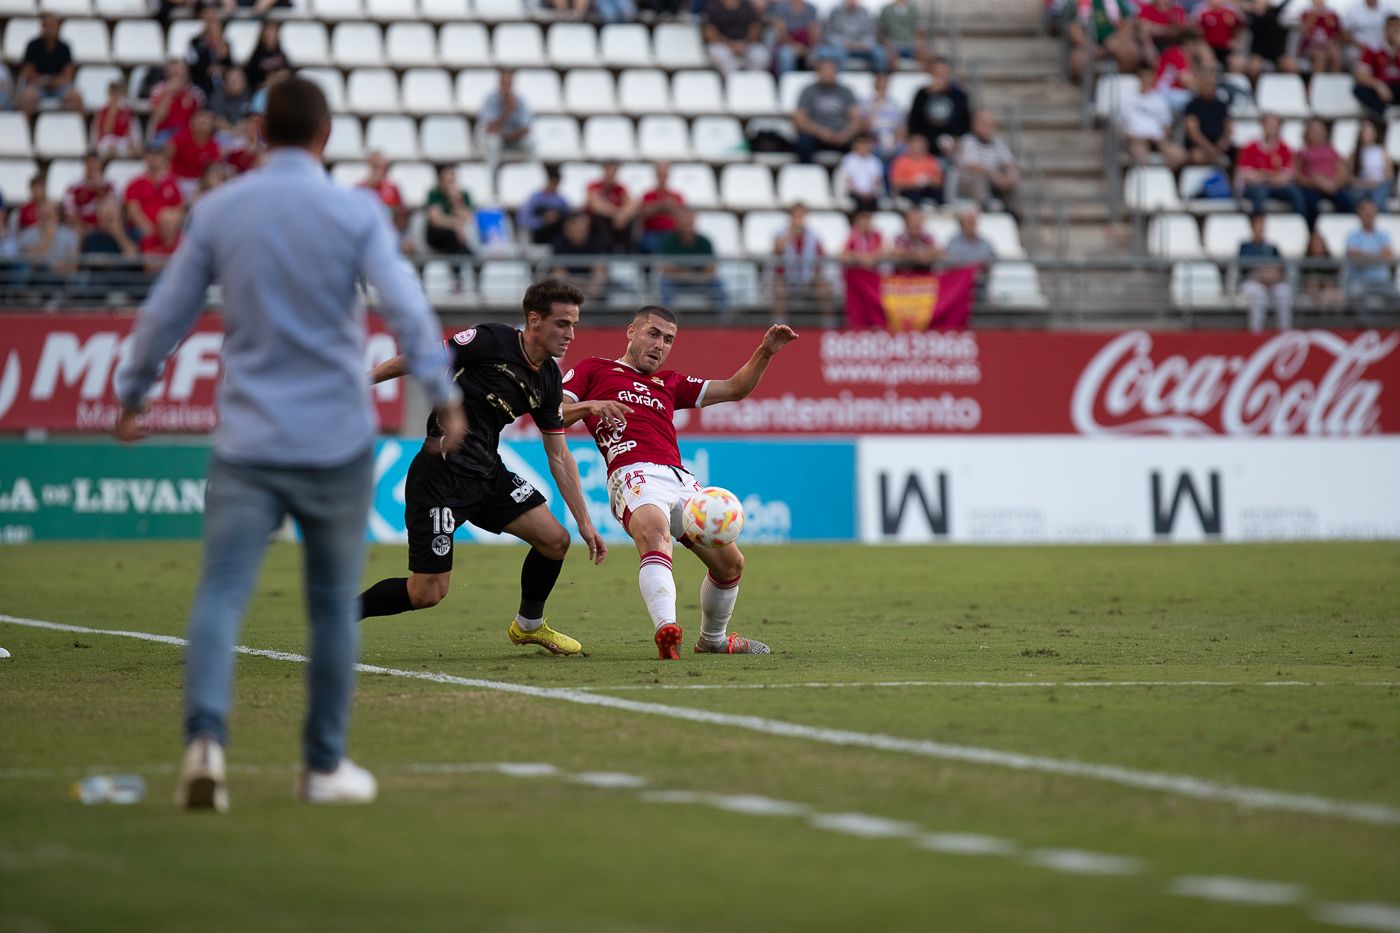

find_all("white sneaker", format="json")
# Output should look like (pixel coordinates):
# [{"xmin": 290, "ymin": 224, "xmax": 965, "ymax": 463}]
[
  {"xmin": 297, "ymin": 759, "xmax": 377, "ymax": 805},
  {"xmin": 174, "ymin": 735, "xmax": 228, "ymax": 814}
]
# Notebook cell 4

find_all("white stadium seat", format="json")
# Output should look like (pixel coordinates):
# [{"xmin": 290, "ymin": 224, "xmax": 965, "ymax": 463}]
[
  {"xmin": 0, "ymin": 0, "xmax": 35, "ymax": 13},
  {"xmin": 741, "ymin": 209, "xmax": 788, "ymax": 256},
  {"xmin": 388, "ymin": 161, "xmax": 435, "ymax": 206},
  {"xmin": 530, "ymin": 115, "xmax": 582, "ymax": 161},
  {"xmin": 638, "ymin": 115, "xmax": 690, "ymax": 160},
  {"xmin": 618, "ymin": 69, "xmax": 669, "ymax": 114},
  {"xmin": 0, "ymin": 159, "xmax": 39, "ymax": 204},
  {"xmin": 166, "ymin": 19, "xmax": 201, "ymax": 60},
  {"xmin": 778, "ymin": 163, "xmax": 834, "ymax": 210},
  {"xmin": 1314, "ymin": 212, "xmax": 1358, "ymax": 257},
  {"xmin": 386, "ymin": 22, "xmax": 437, "ymax": 67},
  {"xmin": 1095, "ymin": 73, "xmax": 1139, "ymax": 120},
  {"xmin": 402, "ymin": 68, "xmax": 454, "ymax": 115},
  {"xmin": 455, "ymin": 161, "xmax": 495, "ymax": 207},
  {"xmin": 583, "ymin": 115, "xmax": 637, "ymax": 161},
  {"xmin": 1123, "ymin": 166, "xmax": 1181, "ymax": 212},
  {"xmin": 1170, "ymin": 261, "xmax": 1228, "ymax": 308},
  {"xmin": 421, "ymin": 115, "xmax": 473, "ymax": 161},
  {"xmin": 474, "ymin": 0, "xmax": 524, "ymax": 19},
  {"xmin": 979, "ymin": 213, "xmax": 1026, "ymax": 259},
  {"xmin": 886, "ymin": 72, "xmax": 926, "ymax": 110},
  {"xmin": 1255, "ymin": 73, "xmax": 1310, "ymax": 118},
  {"xmin": 94, "ymin": 0, "xmax": 144, "ymax": 14},
  {"xmin": 779, "ymin": 72, "xmax": 809, "ymax": 113},
  {"xmin": 653, "ymin": 23, "xmax": 705, "ymax": 68},
  {"xmin": 988, "ymin": 261, "xmax": 1049, "ymax": 308},
  {"xmin": 313, "ymin": 0, "xmax": 365, "ymax": 20},
  {"xmin": 671, "ymin": 71, "xmax": 723, "ymax": 115},
  {"xmin": 695, "ymin": 210, "xmax": 741, "ymax": 257},
  {"xmin": 4, "ymin": 18, "xmax": 38, "ymax": 63},
  {"xmin": 365, "ymin": 114, "xmax": 420, "ymax": 160},
  {"xmin": 225, "ymin": 20, "xmax": 259, "ymax": 63},
  {"xmin": 547, "ymin": 22, "xmax": 599, "ymax": 69},
  {"xmin": 600, "ymin": 24, "xmax": 651, "ymax": 67},
  {"xmin": 691, "ymin": 115, "xmax": 746, "ymax": 160},
  {"xmin": 479, "ymin": 260, "xmax": 531, "ymax": 304},
  {"xmin": 0, "ymin": 114, "xmax": 33, "ymax": 159},
  {"xmin": 1331, "ymin": 118, "xmax": 1360, "ymax": 158},
  {"xmin": 302, "ymin": 67, "xmax": 347, "ymax": 113},
  {"xmin": 1147, "ymin": 213, "xmax": 1204, "ymax": 258},
  {"xmin": 617, "ymin": 161, "xmax": 656, "ymax": 196},
  {"xmin": 1309, "ymin": 73, "xmax": 1360, "ymax": 119},
  {"xmin": 492, "ymin": 23, "xmax": 544, "ymax": 69},
  {"xmin": 280, "ymin": 21, "xmax": 331, "ymax": 68},
  {"xmin": 726, "ymin": 70, "xmax": 779, "ymax": 117},
  {"xmin": 806, "ymin": 210, "xmax": 850, "ymax": 255},
  {"xmin": 111, "ymin": 18, "xmax": 162, "ymax": 65},
  {"xmin": 1201, "ymin": 213, "xmax": 1250, "ymax": 258},
  {"xmin": 420, "ymin": 0, "xmax": 469, "ymax": 18},
  {"xmin": 720, "ymin": 163, "xmax": 776, "ymax": 211},
  {"xmin": 42, "ymin": 0, "xmax": 91, "ymax": 16},
  {"xmin": 513, "ymin": 68, "xmax": 562, "ymax": 114},
  {"xmin": 439, "ymin": 22, "xmax": 490, "ymax": 68},
  {"xmin": 1221, "ymin": 73, "xmax": 1257, "ymax": 117},
  {"xmin": 347, "ymin": 68, "xmax": 399, "ymax": 114},
  {"xmin": 45, "ymin": 157, "xmax": 83, "ymax": 201},
  {"xmin": 497, "ymin": 162, "xmax": 545, "ymax": 208},
  {"xmin": 563, "ymin": 69, "xmax": 617, "ymax": 115},
  {"xmin": 104, "ymin": 158, "xmax": 142, "ymax": 195},
  {"xmin": 61, "ymin": 18, "xmax": 109, "ymax": 63},
  {"xmin": 330, "ymin": 161, "xmax": 367, "ymax": 188},
  {"xmin": 332, "ymin": 22, "xmax": 384, "ymax": 68},
  {"xmin": 668, "ymin": 162, "xmax": 718, "ymax": 209},
  {"xmin": 838, "ymin": 72, "xmax": 875, "ymax": 102},
  {"xmin": 559, "ymin": 161, "xmax": 603, "ymax": 206},
  {"xmin": 1177, "ymin": 165, "xmax": 1236, "ymax": 212},
  {"xmin": 1264, "ymin": 213, "xmax": 1309, "ymax": 257},
  {"xmin": 1387, "ymin": 121, "xmax": 1400, "ymax": 160},
  {"xmin": 74, "ymin": 63, "xmax": 120, "ymax": 111},
  {"xmin": 455, "ymin": 69, "xmax": 496, "ymax": 115},
  {"xmin": 324, "ymin": 114, "xmax": 365, "ymax": 162},
  {"xmin": 366, "ymin": 0, "xmax": 416, "ymax": 17},
  {"xmin": 34, "ymin": 112, "xmax": 87, "ymax": 159}
]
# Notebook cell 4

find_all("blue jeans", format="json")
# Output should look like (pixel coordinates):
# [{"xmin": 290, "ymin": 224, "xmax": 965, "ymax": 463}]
[
  {"xmin": 1243, "ymin": 183, "xmax": 1306, "ymax": 217},
  {"xmin": 815, "ymin": 43, "xmax": 890, "ymax": 73},
  {"xmin": 184, "ymin": 450, "xmax": 374, "ymax": 771},
  {"xmin": 593, "ymin": 0, "xmax": 636, "ymax": 21},
  {"xmin": 1351, "ymin": 181, "xmax": 1393, "ymax": 210}
]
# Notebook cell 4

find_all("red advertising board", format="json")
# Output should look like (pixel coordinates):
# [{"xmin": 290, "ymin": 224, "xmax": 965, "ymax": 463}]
[{"xmin": 0, "ymin": 313, "xmax": 404, "ymax": 432}]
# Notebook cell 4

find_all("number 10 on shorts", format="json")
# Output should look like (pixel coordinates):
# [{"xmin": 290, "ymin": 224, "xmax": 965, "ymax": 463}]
[{"xmin": 429, "ymin": 507, "xmax": 455, "ymax": 533}]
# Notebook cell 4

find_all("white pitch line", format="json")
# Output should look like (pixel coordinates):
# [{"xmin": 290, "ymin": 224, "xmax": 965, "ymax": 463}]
[
  {"xmin": 1314, "ymin": 903, "xmax": 1400, "ymax": 932},
  {"xmin": 4, "ymin": 613, "xmax": 1400, "ymax": 829},
  {"xmin": 1170, "ymin": 875, "xmax": 1307, "ymax": 907},
  {"xmin": 1024, "ymin": 849, "xmax": 1146, "ymax": 877},
  {"xmin": 576, "ymin": 680, "xmax": 1400, "ymax": 691}
]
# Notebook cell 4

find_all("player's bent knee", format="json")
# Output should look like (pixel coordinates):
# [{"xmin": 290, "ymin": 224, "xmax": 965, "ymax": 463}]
[
  {"xmin": 719, "ymin": 548, "xmax": 745, "ymax": 579},
  {"xmin": 408, "ymin": 574, "xmax": 450, "ymax": 608},
  {"xmin": 540, "ymin": 527, "xmax": 570, "ymax": 561}
]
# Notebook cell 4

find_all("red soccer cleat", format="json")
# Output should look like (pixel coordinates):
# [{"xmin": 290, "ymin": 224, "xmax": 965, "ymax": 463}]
[
  {"xmin": 695, "ymin": 632, "xmax": 771, "ymax": 655},
  {"xmin": 654, "ymin": 622, "xmax": 683, "ymax": 660}
]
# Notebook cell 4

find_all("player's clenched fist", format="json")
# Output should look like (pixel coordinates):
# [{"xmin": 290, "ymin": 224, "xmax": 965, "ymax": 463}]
[{"xmin": 762, "ymin": 325, "xmax": 799, "ymax": 355}]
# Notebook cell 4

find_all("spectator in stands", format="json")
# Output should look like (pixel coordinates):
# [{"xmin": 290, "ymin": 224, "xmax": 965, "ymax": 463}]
[
  {"xmin": 18, "ymin": 200, "xmax": 78, "ymax": 299},
  {"xmin": 93, "ymin": 81, "xmax": 141, "ymax": 159},
  {"xmin": 1194, "ymin": 0, "xmax": 1246, "ymax": 73},
  {"xmin": 1122, "ymin": 67, "xmax": 1186, "ymax": 170},
  {"xmin": 250, "ymin": 67, "xmax": 288, "ymax": 117},
  {"xmin": 549, "ymin": 212, "xmax": 609, "ymax": 302},
  {"xmin": 149, "ymin": 59, "xmax": 206, "ymax": 148},
  {"xmin": 878, "ymin": 0, "xmax": 927, "ymax": 65},
  {"xmin": 659, "ymin": 208, "xmax": 727, "ymax": 313},
  {"xmin": 141, "ymin": 206, "xmax": 184, "ymax": 276},
  {"xmin": 1184, "ymin": 69, "xmax": 1233, "ymax": 167},
  {"xmin": 770, "ymin": 0, "xmax": 822, "ymax": 76},
  {"xmin": 359, "ymin": 151, "xmax": 411, "ymax": 247},
  {"xmin": 480, "ymin": 70, "xmax": 534, "ymax": 175},
  {"xmin": 863, "ymin": 72, "xmax": 906, "ymax": 168},
  {"xmin": 223, "ymin": 116, "xmax": 264, "ymax": 174},
  {"xmin": 586, "ymin": 160, "xmax": 639, "ymax": 252},
  {"xmin": 1352, "ymin": 15, "xmax": 1400, "ymax": 119},
  {"xmin": 124, "ymin": 148, "xmax": 184, "ymax": 240},
  {"xmin": 223, "ymin": 0, "xmax": 290, "ymax": 17},
  {"xmin": 639, "ymin": 162, "xmax": 687, "ymax": 254},
  {"xmin": 942, "ymin": 206, "xmax": 997, "ymax": 268},
  {"xmin": 951, "ymin": 110, "xmax": 1020, "ymax": 211},
  {"xmin": 1298, "ymin": 0, "xmax": 1344, "ymax": 74},
  {"xmin": 839, "ymin": 133, "xmax": 885, "ymax": 212},
  {"xmin": 1137, "ymin": 0, "xmax": 1188, "ymax": 51},
  {"xmin": 1242, "ymin": 0, "xmax": 1297, "ymax": 80},
  {"xmin": 188, "ymin": 7, "xmax": 233, "ymax": 98},
  {"xmin": 548, "ymin": 0, "xmax": 590, "ymax": 18},
  {"xmin": 772, "ymin": 203, "xmax": 833, "ymax": 322},
  {"xmin": 195, "ymin": 162, "xmax": 230, "ymax": 205},
  {"xmin": 80, "ymin": 196, "xmax": 142, "ymax": 296},
  {"xmin": 591, "ymin": 0, "xmax": 638, "ymax": 24},
  {"xmin": 425, "ymin": 165, "xmax": 475, "ymax": 258},
  {"xmin": 794, "ymin": 60, "xmax": 861, "ymax": 164},
  {"xmin": 1350, "ymin": 119, "xmax": 1394, "ymax": 208},
  {"xmin": 1237, "ymin": 113, "xmax": 1307, "ymax": 216},
  {"xmin": 1343, "ymin": 0, "xmax": 1395, "ymax": 53},
  {"xmin": 1345, "ymin": 198, "xmax": 1398, "ymax": 315},
  {"xmin": 0, "ymin": 61, "xmax": 12, "ymax": 112},
  {"xmin": 244, "ymin": 21, "xmax": 290, "ymax": 93},
  {"xmin": 1297, "ymin": 117, "xmax": 1353, "ymax": 222},
  {"xmin": 1065, "ymin": 0, "xmax": 1140, "ymax": 80},
  {"xmin": 170, "ymin": 111, "xmax": 224, "ymax": 198},
  {"xmin": 210, "ymin": 68, "xmax": 251, "ymax": 133},
  {"xmin": 891, "ymin": 133, "xmax": 943, "ymax": 205},
  {"xmin": 906, "ymin": 57, "xmax": 972, "ymax": 157},
  {"xmin": 518, "ymin": 166, "xmax": 570, "ymax": 246},
  {"xmin": 893, "ymin": 208, "xmax": 940, "ymax": 271},
  {"xmin": 1304, "ymin": 231, "xmax": 1346, "ymax": 311},
  {"xmin": 704, "ymin": 0, "xmax": 771, "ymax": 75},
  {"xmin": 1238, "ymin": 212, "xmax": 1293, "ymax": 331},
  {"xmin": 1153, "ymin": 28, "xmax": 1209, "ymax": 112},
  {"xmin": 820, "ymin": 0, "xmax": 890, "ymax": 73},
  {"xmin": 16, "ymin": 14, "xmax": 82, "ymax": 118},
  {"xmin": 13, "ymin": 174, "xmax": 50, "ymax": 233},
  {"xmin": 64, "ymin": 154, "xmax": 114, "ymax": 235}
]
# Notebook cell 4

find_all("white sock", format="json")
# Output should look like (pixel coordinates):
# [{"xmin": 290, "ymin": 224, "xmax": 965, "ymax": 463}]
[
  {"xmin": 700, "ymin": 571, "xmax": 741, "ymax": 642},
  {"xmin": 514, "ymin": 614, "xmax": 543, "ymax": 632},
  {"xmin": 639, "ymin": 550, "xmax": 677, "ymax": 631}
]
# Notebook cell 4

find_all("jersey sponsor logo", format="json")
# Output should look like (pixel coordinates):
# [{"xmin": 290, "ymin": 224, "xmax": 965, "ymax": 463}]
[
  {"xmin": 686, "ymin": 376, "xmax": 703, "ymax": 384},
  {"xmin": 632, "ymin": 381, "xmax": 651, "ymax": 393},
  {"xmin": 510, "ymin": 478, "xmax": 537, "ymax": 503},
  {"xmin": 452, "ymin": 328, "xmax": 477, "ymax": 345},
  {"xmin": 618, "ymin": 389, "xmax": 666, "ymax": 412},
  {"xmin": 606, "ymin": 439, "xmax": 638, "ymax": 463},
  {"xmin": 431, "ymin": 534, "xmax": 452, "ymax": 556}
]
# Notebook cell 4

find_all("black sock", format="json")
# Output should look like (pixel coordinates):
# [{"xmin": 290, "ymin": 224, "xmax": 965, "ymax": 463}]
[
  {"xmin": 359, "ymin": 577, "xmax": 415, "ymax": 618},
  {"xmin": 518, "ymin": 549, "xmax": 563, "ymax": 619}
]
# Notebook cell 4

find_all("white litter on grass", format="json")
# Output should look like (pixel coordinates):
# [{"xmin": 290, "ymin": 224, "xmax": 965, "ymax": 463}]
[
  {"xmin": 916, "ymin": 833, "xmax": 1020, "ymax": 856},
  {"xmin": 808, "ymin": 813, "xmax": 921, "ymax": 839},
  {"xmin": 569, "ymin": 771, "xmax": 649, "ymax": 788},
  {"xmin": 1170, "ymin": 875, "xmax": 1307, "ymax": 906},
  {"xmin": 1314, "ymin": 903, "xmax": 1400, "ymax": 932},
  {"xmin": 1024, "ymin": 849, "xmax": 1146, "ymax": 876}
]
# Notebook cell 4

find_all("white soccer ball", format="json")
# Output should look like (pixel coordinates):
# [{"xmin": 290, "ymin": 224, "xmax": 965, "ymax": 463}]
[{"xmin": 680, "ymin": 486, "xmax": 745, "ymax": 548}]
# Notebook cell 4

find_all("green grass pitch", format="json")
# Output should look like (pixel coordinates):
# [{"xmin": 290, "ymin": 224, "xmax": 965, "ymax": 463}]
[{"xmin": 1, "ymin": 541, "xmax": 1398, "ymax": 932}]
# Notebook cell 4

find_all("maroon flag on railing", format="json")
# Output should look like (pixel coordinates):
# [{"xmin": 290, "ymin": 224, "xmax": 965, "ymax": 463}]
[{"xmin": 844, "ymin": 267, "xmax": 978, "ymax": 330}]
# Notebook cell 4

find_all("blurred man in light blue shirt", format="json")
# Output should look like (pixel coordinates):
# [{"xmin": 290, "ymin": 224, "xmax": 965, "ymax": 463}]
[
  {"xmin": 113, "ymin": 77, "xmax": 466, "ymax": 812},
  {"xmin": 1345, "ymin": 198, "xmax": 1399, "ymax": 322}
]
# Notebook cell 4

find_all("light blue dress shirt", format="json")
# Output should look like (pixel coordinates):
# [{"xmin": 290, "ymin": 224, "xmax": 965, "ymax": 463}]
[{"xmin": 115, "ymin": 148, "xmax": 457, "ymax": 468}]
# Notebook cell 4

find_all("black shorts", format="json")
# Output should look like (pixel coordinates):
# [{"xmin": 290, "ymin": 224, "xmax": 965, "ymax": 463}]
[{"xmin": 404, "ymin": 448, "xmax": 547, "ymax": 574}]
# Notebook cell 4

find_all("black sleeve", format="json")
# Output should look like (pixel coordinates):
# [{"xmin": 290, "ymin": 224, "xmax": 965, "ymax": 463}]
[
  {"xmin": 906, "ymin": 89, "xmax": 928, "ymax": 138},
  {"xmin": 22, "ymin": 38, "xmax": 41, "ymax": 69},
  {"xmin": 446, "ymin": 323, "xmax": 499, "ymax": 370},
  {"xmin": 951, "ymin": 87, "xmax": 972, "ymax": 139},
  {"xmin": 531, "ymin": 363, "xmax": 566, "ymax": 434}
]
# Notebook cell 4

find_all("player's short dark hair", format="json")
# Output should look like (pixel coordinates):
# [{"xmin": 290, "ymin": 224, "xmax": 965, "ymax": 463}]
[
  {"xmin": 264, "ymin": 77, "xmax": 329, "ymax": 149},
  {"xmin": 523, "ymin": 279, "xmax": 585, "ymax": 320},
  {"xmin": 633, "ymin": 305, "xmax": 677, "ymax": 326}
]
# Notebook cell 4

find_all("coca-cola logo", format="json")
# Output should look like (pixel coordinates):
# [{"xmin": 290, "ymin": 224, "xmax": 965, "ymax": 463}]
[{"xmin": 1072, "ymin": 330, "xmax": 1400, "ymax": 436}]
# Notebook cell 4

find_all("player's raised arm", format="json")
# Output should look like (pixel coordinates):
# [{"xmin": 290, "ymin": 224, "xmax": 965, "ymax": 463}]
[
  {"xmin": 540, "ymin": 431, "xmax": 608, "ymax": 564},
  {"xmin": 369, "ymin": 354, "xmax": 407, "ymax": 385},
  {"xmin": 700, "ymin": 324, "xmax": 799, "ymax": 406}
]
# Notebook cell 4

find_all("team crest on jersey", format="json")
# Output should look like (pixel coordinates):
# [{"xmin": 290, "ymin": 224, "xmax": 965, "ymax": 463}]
[
  {"xmin": 452, "ymin": 328, "xmax": 477, "ymax": 345},
  {"xmin": 431, "ymin": 535, "xmax": 452, "ymax": 556},
  {"xmin": 563, "ymin": 368, "xmax": 574, "ymax": 382},
  {"xmin": 651, "ymin": 376, "xmax": 664, "ymax": 385}
]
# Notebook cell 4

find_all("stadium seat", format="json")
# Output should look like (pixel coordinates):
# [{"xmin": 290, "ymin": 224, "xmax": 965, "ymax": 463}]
[
  {"xmin": 1309, "ymin": 73, "xmax": 1359, "ymax": 119},
  {"xmin": 324, "ymin": 114, "xmax": 365, "ymax": 162},
  {"xmin": 720, "ymin": 163, "xmax": 776, "ymax": 211},
  {"xmin": 3, "ymin": 18, "xmax": 37, "ymax": 63},
  {"xmin": 34, "ymin": 112, "xmax": 87, "ymax": 159},
  {"xmin": 741, "ymin": 209, "xmax": 788, "ymax": 256},
  {"xmin": 45, "ymin": 157, "xmax": 82, "ymax": 201},
  {"xmin": 1314, "ymin": 212, "xmax": 1358, "ymax": 257},
  {"xmin": 652, "ymin": 23, "xmax": 705, "ymax": 68},
  {"xmin": 365, "ymin": 114, "xmax": 420, "ymax": 160},
  {"xmin": 479, "ymin": 259, "xmax": 531, "ymax": 304},
  {"xmin": 1147, "ymin": 213, "xmax": 1205, "ymax": 258},
  {"xmin": 492, "ymin": 23, "xmax": 545, "ymax": 69},
  {"xmin": 1331, "ymin": 118, "xmax": 1360, "ymax": 158},
  {"xmin": 1377, "ymin": 213, "xmax": 1400, "ymax": 248},
  {"xmin": 806, "ymin": 210, "xmax": 850, "ymax": 255},
  {"xmin": 582, "ymin": 115, "xmax": 637, "ymax": 161},
  {"xmin": 778, "ymin": 72, "xmax": 810, "ymax": 113},
  {"xmin": 280, "ymin": 21, "xmax": 331, "ymax": 68},
  {"xmin": 694, "ymin": 210, "xmax": 741, "ymax": 257},
  {"xmin": 439, "ymin": 22, "xmax": 490, "ymax": 68},
  {"xmin": 104, "ymin": 157, "xmax": 142, "ymax": 194},
  {"xmin": 547, "ymin": 22, "xmax": 599, "ymax": 69},
  {"xmin": 726, "ymin": 70, "xmax": 780, "ymax": 117},
  {"xmin": 330, "ymin": 160, "xmax": 367, "ymax": 189},
  {"xmin": 384, "ymin": 22, "xmax": 435, "ymax": 67},
  {"xmin": 388, "ymin": 161, "xmax": 435, "ymax": 206},
  {"xmin": 225, "ymin": 20, "xmax": 258, "ymax": 63},
  {"xmin": 1255, "ymin": 73, "xmax": 1310, "ymax": 118},
  {"xmin": 530, "ymin": 115, "xmax": 582, "ymax": 161},
  {"xmin": 600, "ymin": 24, "xmax": 651, "ymax": 67},
  {"xmin": 1177, "ymin": 165, "xmax": 1237, "ymax": 213},
  {"xmin": 672, "ymin": 71, "xmax": 724, "ymax": 115},
  {"xmin": 1386, "ymin": 121, "xmax": 1400, "ymax": 160},
  {"xmin": 691, "ymin": 115, "xmax": 746, "ymax": 161},
  {"xmin": 921, "ymin": 212, "xmax": 957, "ymax": 246},
  {"xmin": 980, "ymin": 213, "xmax": 1026, "ymax": 259},
  {"xmin": 365, "ymin": 0, "xmax": 414, "ymax": 16},
  {"xmin": 514, "ymin": 68, "xmax": 563, "ymax": 114},
  {"xmin": 74, "ymin": 63, "xmax": 120, "ymax": 110},
  {"xmin": 838, "ymin": 71, "xmax": 875, "ymax": 102},
  {"xmin": 1265, "ymin": 213, "xmax": 1310, "ymax": 257},
  {"xmin": 111, "ymin": 18, "xmax": 162, "ymax": 65},
  {"xmin": 421, "ymin": 260, "xmax": 465, "ymax": 303},
  {"xmin": 1220, "ymin": 73, "xmax": 1257, "ymax": 117},
  {"xmin": 302, "ymin": 67, "xmax": 348, "ymax": 113},
  {"xmin": 421, "ymin": 115, "xmax": 472, "ymax": 161},
  {"xmin": 61, "ymin": 17, "xmax": 109, "ymax": 63},
  {"xmin": 347, "ymin": 68, "xmax": 399, "ymax": 114},
  {"xmin": 0, "ymin": 114, "xmax": 33, "ymax": 159},
  {"xmin": 987, "ymin": 261, "xmax": 1049, "ymax": 308},
  {"xmin": 559, "ymin": 161, "xmax": 603, "ymax": 205},
  {"xmin": 312, "ymin": 0, "xmax": 365, "ymax": 20},
  {"xmin": 402, "ymin": 68, "xmax": 454, "ymax": 115},
  {"xmin": 563, "ymin": 69, "xmax": 617, "ymax": 115},
  {"xmin": 1094, "ymin": 73, "xmax": 1138, "ymax": 120},
  {"xmin": 1201, "ymin": 212, "xmax": 1250, "ymax": 258},
  {"xmin": 454, "ymin": 161, "xmax": 495, "ymax": 207},
  {"xmin": 1232, "ymin": 118, "xmax": 1304, "ymax": 150},
  {"xmin": 1123, "ymin": 166, "xmax": 1181, "ymax": 212},
  {"xmin": 454, "ymin": 69, "xmax": 496, "ymax": 115},
  {"xmin": 886, "ymin": 72, "xmax": 926, "ymax": 110},
  {"xmin": 0, "ymin": 0, "xmax": 35, "ymax": 13},
  {"xmin": 1170, "ymin": 261, "xmax": 1229, "ymax": 308},
  {"xmin": 637, "ymin": 115, "xmax": 690, "ymax": 160},
  {"xmin": 618, "ymin": 69, "xmax": 670, "ymax": 114},
  {"xmin": 496, "ymin": 162, "xmax": 545, "ymax": 208},
  {"xmin": 473, "ymin": 0, "xmax": 525, "ymax": 20},
  {"xmin": 0, "ymin": 159, "xmax": 39, "ymax": 204},
  {"xmin": 667, "ymin": 162, "xmax": 718, "ymax": 209},
  {"xmin": 618, "ymin": 161, "xmax": 657, "ymax": 196},
  {"xmin": 332, "ymin": 22, "xmax": 385, "ymax": 68},
  {"xmin": 778, "ymin": 163, "xmax": 834, "ymax": 210},
  {"xmin": 94, "ymin": 0, "xmax": 144, "ymax": 14},
  {"xmin": 419, "ymin": 0, "xmax": 466, "ymax": 17},
  {"xmin": 42, "ymin": 0, "xmax": 91, "ymax": 16},
  {"xmin": 166, "ymin": 19, "xmax": 201, "ymax": 60}
]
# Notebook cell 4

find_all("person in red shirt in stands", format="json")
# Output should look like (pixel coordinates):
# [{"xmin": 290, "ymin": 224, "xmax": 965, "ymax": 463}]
[
  {"xmin": 1194, "ymin": 0, "xmax": 1245, "ymax": 72},
  {"xmin": 222, "ymin": 116, "xmax": 263, "ymax": 174},
  {"xmin": 1298, "ymin": 0, "xmax": 1343, "ymax": 73},
  {"xmin": 1138, "ymin": 0, "xmax": 1188, "ymax": 50},
  {"xmin": 1154, "ymin": 28, "xmax": 1212, "ymax": 110},
  {"xmin": 123, "ymin": 148, "xmax": 185, "ymax": 239},
  {"xmin": 1353, "ymin": 15, "xmax": 1400, "ymax": 118},
  {"xmin": 169, "ymin": 110, "xmax": 222, "ymax": 197},
  {"xmin": 1236, "ymin": 112, "xmax": 1308, "ymax": 215},
  {"xmin": 358, "ymin": 150, "xmax": 411, "ymax": 249},
  {"xmin": 586, "ymin": 160, "xmax": 639, "ymax": 252},
  {"xmin": 149, "ymin": 58, "xmax": 206, "ymax": 147},
  {"xmin": 638, "ymin": 161, "xmax": 687, "ymax": 254},
  {"xmin": 15, "ymin": 174, "xmax": 50, "ymax": 232},
  {"xmin": 93, "ymin": 80, "xmax": 141, "ymax": 158},
  {"xmin": 64, "ymin": 154, "xmax": 114, "ymax": 234},
  {"xmin": 141, "ymin": 205, "xmax": 184, "ymax": 276}
]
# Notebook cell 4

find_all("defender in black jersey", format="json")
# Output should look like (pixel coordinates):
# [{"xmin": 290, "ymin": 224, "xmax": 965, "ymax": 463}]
[{"xmin": 358, "ymin": 280, "xmax": 621, "ymax": 656}]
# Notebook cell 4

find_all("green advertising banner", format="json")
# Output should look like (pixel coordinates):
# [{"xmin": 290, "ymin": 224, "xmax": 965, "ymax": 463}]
[{"xmin": 0, "ymin": 443, "xmax": 212, "ymax": 542}]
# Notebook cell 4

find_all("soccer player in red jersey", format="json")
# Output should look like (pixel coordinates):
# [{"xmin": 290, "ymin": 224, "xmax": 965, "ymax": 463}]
[{"xmin": 562, "ymin": 306, "xmax": 798, "ymax": 659}]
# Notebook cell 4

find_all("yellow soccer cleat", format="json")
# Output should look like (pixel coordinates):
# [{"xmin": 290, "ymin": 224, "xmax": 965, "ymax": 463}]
[{"xmin": 508, "ymin": 619, "xmax": 584, "ymax": 656}]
